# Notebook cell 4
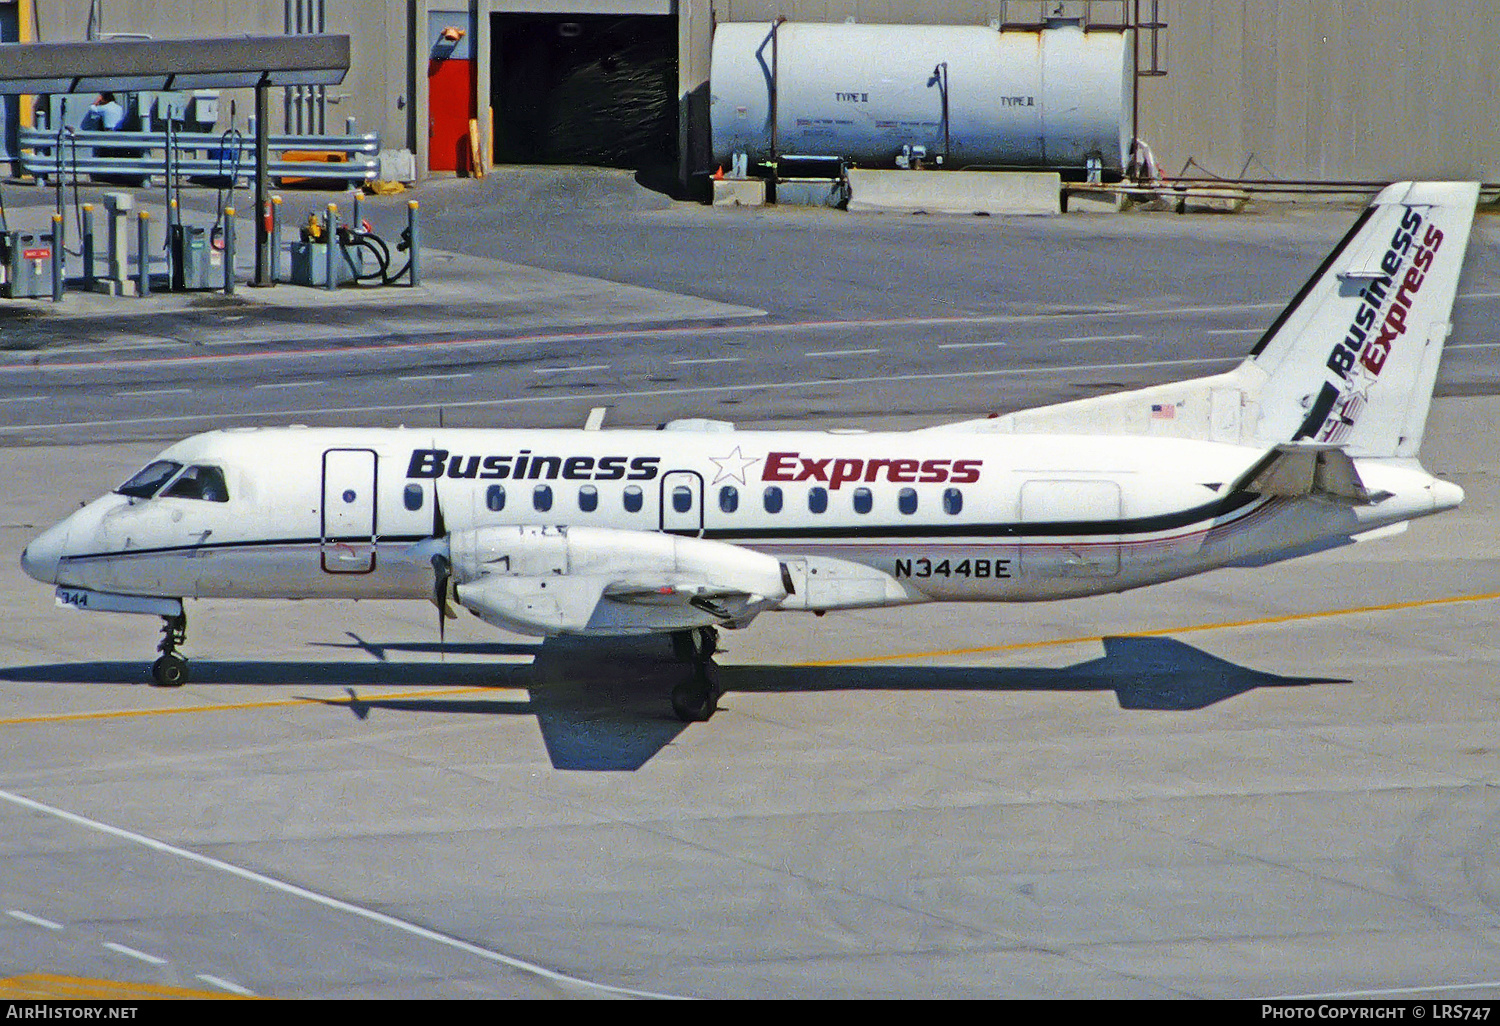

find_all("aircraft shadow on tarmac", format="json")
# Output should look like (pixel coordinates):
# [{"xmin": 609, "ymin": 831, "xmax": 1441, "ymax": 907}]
[{"xmin": 1, "ymin": 634, "xmax": 1344, "ymax": 772}]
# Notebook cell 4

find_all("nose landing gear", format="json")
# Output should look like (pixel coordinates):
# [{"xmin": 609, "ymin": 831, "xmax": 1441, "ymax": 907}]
[
  {"xmin": 670, "ymin": 626, "xmax": 721, "ymax": 722},
  {"xmin": 151, "ymin": 613, "xmax": 188, "ymax": 687}
]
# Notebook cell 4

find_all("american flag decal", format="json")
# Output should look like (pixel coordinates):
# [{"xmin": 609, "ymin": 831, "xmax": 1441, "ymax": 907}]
[{"xmin": 1151, "ymin": 404, "xmax": 1176, "ymax": 419}]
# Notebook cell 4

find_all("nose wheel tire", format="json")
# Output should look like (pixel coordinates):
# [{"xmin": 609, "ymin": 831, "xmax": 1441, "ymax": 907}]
[
  {"xmin": 151, "ymin": 611, "xmax": 189, "ymax": 687},
  {"xmin": 151, "ymin": 653, "xmax": 188, "ymax": 687}
]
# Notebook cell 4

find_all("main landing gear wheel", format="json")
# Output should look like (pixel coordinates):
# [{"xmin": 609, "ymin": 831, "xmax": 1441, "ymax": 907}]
[
  {"xmin": 671, "ymin": 661, "xmax": 720, "ymax": 723},
  {"xmin": 670, "ymin": 626, "xmax": 722, "ymax": 722},
  {"xmin": 151, "ymin": 611, "xmax": 188, "ymax": 687}
]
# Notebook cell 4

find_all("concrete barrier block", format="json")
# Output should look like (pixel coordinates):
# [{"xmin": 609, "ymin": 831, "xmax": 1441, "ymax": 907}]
[
  {"xmin": 1178, "ymin": 187, "xmax": 1250, "ymax": 214},
  {"xmin": 847, "ymin": 170, "xmax": 1060, "ymax": 216},
  {"xmin": 713, "ymin": 178, "xmax": 767, "ymax": 207},
  {"xmin": 1064, "ymin": 187, "xmax": 1126, "ymax": 213}
]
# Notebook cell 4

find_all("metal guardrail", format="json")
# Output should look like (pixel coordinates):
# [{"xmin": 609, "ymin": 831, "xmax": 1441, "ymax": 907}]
[{"xmin": 18, "ymin": 127, "xmax": 380, "ymax": 184}]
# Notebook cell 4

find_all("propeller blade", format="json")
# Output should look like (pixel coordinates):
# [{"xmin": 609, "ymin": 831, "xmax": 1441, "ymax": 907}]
[
  {"xmin": 425, "ymin": 488, "xmax": 454, "ymax": 656},
  {"xmin": 430, "ymin": 552, "xmax": 454, "ymax": 654}
]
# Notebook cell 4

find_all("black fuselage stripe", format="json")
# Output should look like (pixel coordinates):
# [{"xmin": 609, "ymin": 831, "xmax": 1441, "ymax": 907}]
[
  {"xmin": 701, "ymin": 492, "xmax": 1260, "ymax": 541},
  {"xmin": 59, "ymin": 494, "xmax": 1268, "ymax": 563}
]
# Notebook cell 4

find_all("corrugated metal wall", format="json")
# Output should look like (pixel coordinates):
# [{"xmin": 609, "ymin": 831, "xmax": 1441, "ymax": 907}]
[
  {"xmin": 1135, "ymin": 1, "xmax": 1500, "ymax": 181},
  {"xmin": 25, "ymin": 1, "xmax": 1500, "ymax": 182}
]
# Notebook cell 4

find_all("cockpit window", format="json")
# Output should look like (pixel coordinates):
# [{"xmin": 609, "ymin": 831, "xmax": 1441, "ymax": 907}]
[
  {"xmin": 116, "ymin": 460, "xmax": 182, "ymax": 498},
  {"xmin": 160, "ymin": 465, "xmax": 230, "ymax": 503}
]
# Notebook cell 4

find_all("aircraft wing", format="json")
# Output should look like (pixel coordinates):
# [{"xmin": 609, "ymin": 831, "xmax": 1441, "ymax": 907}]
[
  {"xmin": 1229, "ymin": 443, "xmax": 1376, "ymax": 503},
  {"xmin": 448, "ymin": 526, "xmax": 789, "ymax": 637},
  {"xmin": 456, "ymin": 574, "xmax": 778, "ymax": 636}
]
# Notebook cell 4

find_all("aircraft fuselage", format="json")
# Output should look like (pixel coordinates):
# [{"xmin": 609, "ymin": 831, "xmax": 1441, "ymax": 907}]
[{"xmin": 24, "ymin": 425, "xmax": 1459, "ymax": 618}]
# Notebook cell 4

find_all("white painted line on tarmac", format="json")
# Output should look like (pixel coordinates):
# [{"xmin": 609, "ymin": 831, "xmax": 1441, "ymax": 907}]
[
  {"xmin": 252, "ymin": 380, "xmax": 322, "ymax": 390},
  {"xmin": 0, "ymin": 357, "xmax": 1240, "ymax": 435},
  {"xmin": 196, "ymin": 974, "xmax": 255, "ymax": 996},
  {"xmin": 805, "ymin": 348, "xmax": 878, "ymax": 357},
  {"xmin": 534, "ymin": 364, "xmax": 609, "ymax": 375},
  {"xmin": 103, "ymin": 941, "xmax": 167, "ymax": 965},
  {"xmin": 1266, "ymin": 980, "xmax": 1500, "ymax": 999},
  {"xmin": 7, "ymin": 909, "xmax": 63, "ymax": 930},
  {"xmin": 0, "ymin": 395, "xmax": 41, "ymax": 403},
  {"xmin": 669, "ymin": 357, "xmax": 742, "ymax": 365},
  {"xmin": 399, "ymin": 372, "xmax": 472, "ymax": 382},
  {"xmin": 0, "ymin": 788, "xmax": 687, "ymax": 1000},
  {"xmin": 937, "ymin": 341, "xmax": 1006, "ymax": 350},
  {"xmin": 114, "ymin": 388, "xmax": 190, "ymax": 397},
  {"xmin": 0, "ymin": 299, "xmax": 1303, "ymax": 376},
  {"xmin": 1050, "ymin": 334, "xmax": 1143, "ymax": 344}
]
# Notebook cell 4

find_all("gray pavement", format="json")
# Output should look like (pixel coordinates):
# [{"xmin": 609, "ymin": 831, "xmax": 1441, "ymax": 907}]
[
  {"xmin": 0, "ymin": 185, "xmax": 763, "ymax": 351},
  {"xmin": 0, "ymin": 169, "xmax": 1498, "ymax": 999},
  {"xmin": 0, "ymin": 395, "xmax": 1496, "ymax": 998}
]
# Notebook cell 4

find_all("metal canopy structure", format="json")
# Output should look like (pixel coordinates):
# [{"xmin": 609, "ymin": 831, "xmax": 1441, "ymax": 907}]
[
  {"xmin": 0, "ymin": 34, "xmax": 349, "ymax": 94},
  {"xmin": 0, "ymin": 34, "xmax": 351, "ymax": 288}
]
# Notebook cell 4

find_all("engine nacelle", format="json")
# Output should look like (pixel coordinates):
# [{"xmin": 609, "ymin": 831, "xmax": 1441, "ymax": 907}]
[
  {"xmin": 449, "ymin": 525, "xmax": 780, "ymax": 589},
  {"xmin": 446, "ymin": 525, "xmax": 790, "ymax": 636}
]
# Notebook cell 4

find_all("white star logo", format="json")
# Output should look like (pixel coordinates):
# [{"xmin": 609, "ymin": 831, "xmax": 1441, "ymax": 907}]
[{"xmin": 708, "ymin": 446, "xmax": 760, "ymax": 485}]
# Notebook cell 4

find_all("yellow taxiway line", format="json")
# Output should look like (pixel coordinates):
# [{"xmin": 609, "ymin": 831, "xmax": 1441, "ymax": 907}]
[
  {"xmin": 0, "ymin": 972, "xmax": 251, "ymax": 999},
  {"xmin": 794, "ymin": 590, "xmax": 1500, "ymax": 667},
  {"xmin": 0, "ymin": 686, "xmax": 501, "ymax": 727}
]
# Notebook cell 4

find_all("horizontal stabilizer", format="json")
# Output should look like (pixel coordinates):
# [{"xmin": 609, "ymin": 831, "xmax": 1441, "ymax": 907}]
[{"xmin": 1229, "ymin": 443, "xmax": 1375, "ymax": 504}]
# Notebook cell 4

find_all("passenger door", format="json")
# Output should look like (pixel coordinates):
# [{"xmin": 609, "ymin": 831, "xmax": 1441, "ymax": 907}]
[
  {"xmin": 321, "ymin": 448, "xmax": 378, "ymax": 573},
  {"xmin": 659, "ymin": 471, "xmax": 704, "ymax": 535}
]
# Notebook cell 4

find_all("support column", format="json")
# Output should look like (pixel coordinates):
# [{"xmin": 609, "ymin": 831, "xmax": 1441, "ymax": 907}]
[{"xmin": 254, "ymin": 77, "xmax": 271, "ymax": 286}]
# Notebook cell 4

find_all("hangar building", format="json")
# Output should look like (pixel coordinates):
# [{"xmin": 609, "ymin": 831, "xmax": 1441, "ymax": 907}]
[{"xmin": 9, "ymin": 1, "xmax": 1497, "ymax": 188}]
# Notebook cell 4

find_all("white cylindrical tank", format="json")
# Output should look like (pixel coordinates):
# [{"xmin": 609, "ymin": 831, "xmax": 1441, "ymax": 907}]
[{"xmin": 710, "ymin": 21, "xmax": 1133, "ymax": 172}]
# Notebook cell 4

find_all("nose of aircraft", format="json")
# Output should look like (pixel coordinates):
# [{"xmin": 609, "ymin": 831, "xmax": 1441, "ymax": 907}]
[{"xmin": 20, "ymin": 521, "xmax": 67, "ymax": 584}]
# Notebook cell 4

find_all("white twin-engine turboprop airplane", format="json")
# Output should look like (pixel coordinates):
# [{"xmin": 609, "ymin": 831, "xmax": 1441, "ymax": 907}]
[{"xmin": 21, "ymin": 182, "xmax": 1476, "ymax": 721}]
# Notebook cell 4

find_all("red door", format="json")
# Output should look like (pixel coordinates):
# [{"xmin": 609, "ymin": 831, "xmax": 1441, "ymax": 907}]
[{"xmin": 428, "ymin": 16, "xmax": 477, "ymax": 173}]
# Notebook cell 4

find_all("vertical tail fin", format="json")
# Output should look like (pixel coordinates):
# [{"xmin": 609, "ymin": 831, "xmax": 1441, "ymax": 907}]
[{"xmin": 1247, "ymin": 181, "xmax": 1479, "ymax": 457}]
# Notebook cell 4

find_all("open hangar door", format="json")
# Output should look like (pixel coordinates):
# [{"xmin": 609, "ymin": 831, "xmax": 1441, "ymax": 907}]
[{"xmin": 490, "ymin": 11, "xmax": 678, "ymax": 173}]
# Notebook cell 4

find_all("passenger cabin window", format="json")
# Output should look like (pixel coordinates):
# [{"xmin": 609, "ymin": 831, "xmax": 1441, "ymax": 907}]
[
  {"xmin": 160, "ymin": 465, "xmax": 229, "ymax": 503},
  {"xmin": 764, "ymin": 486, "xmax": 783, "ymax": 514},
  {"xmin": 533, "ymin": 484, "xmax": 553, "ymax": 512},
  {"xmin": 404, "ymin": 483, "xmax": 425, "ymax": 511},
  {"xmin": 943, "ymin": 488, "xmax": 963, "ymax": 515},
  {"xmin": 672, "ymin": 485, "xmax": 693, "ymax": 514},
  {"xmin": 898, "ymin": 487, "xmax": 918, "ymax": 515},
  {"xmin": 578, "ymin": 485, "xmax": 598, "ymax": 512},
  {"xmin": 853, "ymin": 487, "xmax": 872, "ymax": 514},
  {"xmin": 485, "ymin": 484, "xmax": 504, "ymax": 512},
  {"xmin": 116, "ymin": 460, "xmax": 182, "ymax": 498},
  {"xmin": 623, "ymin": 485, "xmax": 643, "ymax": 513},
  {"xmin": 808, "ymin": 486, "xmax": 828, "ymax": 514},
  {"xmin": 719, "ymin": 485, "xmax": 739, "ymax": 513}
]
